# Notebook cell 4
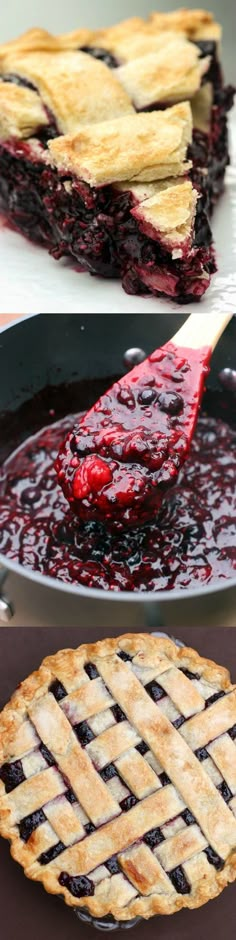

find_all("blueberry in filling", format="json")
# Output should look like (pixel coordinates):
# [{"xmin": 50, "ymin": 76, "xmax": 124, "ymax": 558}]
[
  {"xmin": 39, "ymin": 841, "xmax": 65, "ymax": 865},
  {"xmin": 49, "ymin": 678, "xmax": 67, "ymax": 701},
  {"xmin": 0, "ymin": 759, "xmax": 25, "ymax": 793},
  {"xmin": 112, "ymin": 704, "xmax": 126, "ymax": 722},
  {"xmin": 218, "ymin": 781, "xmax": 233, "ymax": 803},
  {"xmin": 40, "ymin": 743, "xmax": 55, "ymax": 766},
  {"xmin": 144, "ymin": 827, "xmax": 165, "ymax": 849},
  {"xmin": 205, "ymin": 690, "xmax": 225, "ymax": 708},
  {"xmin": 136, "ymin": 741, "xmax": 149, "ymax": 756},
  {"xmin": 19, "ymin": 808, "xmax": 46, "ymax": 842},
  {"xmin": 120, "ymin": 794, "xmax": 138, "ymax": 811},
  {"xmin": 84, "ymin": 822, "xmax": 96, "ymax": 835},
  {"xmin": 59, "ymin": 871, "xmax": 95, "ymax": 897},
  {"xmin": 159, "ymin": 772, "xmax": 171, "ymax": 787},
  {"xmin": 181, "ymin": 668, "xmax": 200, "ymax": 681},
  {"xmin": 145, "ymin": 681, "xmax": 165, "ymax": 702},
  {"xmin": 100, "ymin": 763, "xmax": 118, "ymax": 782},
  {"xmin": 204, "ymin": 847, "xmax": 224, "ymax": 871},
  {"xmin": 169, "ymin": 866, "xmax": 191, "ymax": 894},
  {"xmin": 65, "ymin": 788, "xmax": 77, "ymax": 804},
  {"xmin": 84, "ymin": 662, "xmax": 99, "ymax": 679},
  {"xmin": 195, "ymin": 747, "xmax": 208, "ymax": 761},
  {"xmin": 1, "ymin": 73, "xmax": 37, "ymax": 91},
  {"xmin": 80, "ymin": 46, "xmax": 118, "ymax": 69},
  {"xmin": 182, "ymin": 809, "xmax": 196, "ymax": 826},
  {"xmin": 118, "ymin": 651, "xmax": 132, "ymax": 662},
  {"xmin": 106, "ymin": 856, "xmax": 120, "ymax": 875},
  {"xmin": 172, "ymin": 716, "xmax": 185, "ymax": 729},
  {"xmin": 74, "ymin": 721, "xmax": 95, "ymax": 746}
]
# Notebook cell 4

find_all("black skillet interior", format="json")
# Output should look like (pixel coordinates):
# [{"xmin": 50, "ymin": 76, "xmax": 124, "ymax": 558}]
[{"xmin": 0, "ymin": 313, "xmax": 235, "ymax": 464}]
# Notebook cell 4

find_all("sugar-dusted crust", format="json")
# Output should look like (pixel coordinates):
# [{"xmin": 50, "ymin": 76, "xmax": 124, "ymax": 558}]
[
  {"xmin": 0, "ymin": 50, "xmax": 133, "ymax": 134},
  {"xmin": 131, "ymin": 178, "xmax": 198, "ymax": 255},
  {"xmin": 0, "ymin": 633, "xmax": 236, "ymax": 922},
  {"xmin": 0, "ymin": 81, "xmax": 49, "ymax": 139},
  {"xmin": 48, "ymin": 102, "xmax": 192, "ymax": 186},
  {"xmin": 116, "ymin": 37, "xmax": 209, "ymax": 109}
]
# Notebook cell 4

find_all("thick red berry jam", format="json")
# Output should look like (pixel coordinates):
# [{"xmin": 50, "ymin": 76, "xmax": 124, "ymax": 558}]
[{"xmin": 0, "ymin": 385, "xmax": 235, "ymax": 593}]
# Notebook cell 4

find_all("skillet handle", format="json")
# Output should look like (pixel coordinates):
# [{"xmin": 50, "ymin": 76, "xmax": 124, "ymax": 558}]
[{"xmin": 0, "ymin": 567, "xmax": 14, "ymax": 622}]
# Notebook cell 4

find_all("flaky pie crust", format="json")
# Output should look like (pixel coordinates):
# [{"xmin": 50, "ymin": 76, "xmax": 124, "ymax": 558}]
[{"xmin": 0, "ymin": 634, "xmax": 236, "ymax": 922}]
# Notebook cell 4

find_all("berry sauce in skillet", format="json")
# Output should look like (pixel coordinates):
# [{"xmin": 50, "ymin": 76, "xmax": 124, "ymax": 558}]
[{"xmin": 0, "ymin": 381, "xmax": 235, "ymax": 593}]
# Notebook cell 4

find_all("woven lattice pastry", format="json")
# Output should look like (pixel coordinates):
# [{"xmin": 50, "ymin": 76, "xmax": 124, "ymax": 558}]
[
  {"xmin": 0, "ymin": 8, "xmax": 234, "ymax": 302},
  {"xmin": 0, "ymin": 634, "xmax": 236, "ymax": 922}
]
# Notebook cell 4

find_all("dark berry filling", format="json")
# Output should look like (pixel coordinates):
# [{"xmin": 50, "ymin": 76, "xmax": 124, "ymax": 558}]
[
  {"xmin": 159, "ymin": 772, "xmax": 171, "ymax": 787},
  {"xmin": 112, "ymin": 705, "xmax": 126, "ymax": 723},
  {"xmin": 172, "ymin": 716, "xmax": 185, "ymax": 730},
  {"xmin": 39, "ymin": 841, "xmax": 65, "ymax": 865},
  {"xmin": 195, "ymin": 747, "xmax": 208, "ymax": 761},
  {"xmin": 74, "ymin": 721, "xmax": 95, "ymax": 746},
  {"xmin": 143, "ymin": 827, "xmax": 164, "ymax": 849},
  {"xmin": 136, "ymin": 741, "xmax": 149, "ymax": 756},
  {"xmin": 65, "ymin": 788, "xmax": 77, "ymax": 804},
  {"xmin": 49, "ymin": 679, "xmax": 67, "ymax": 701},
  {"xmin": 229, "ymin": 725, "xmax": 236, "ymax": 741},
  {"xmin": 145, "ymin": 681, "xmax": 165, "ymax": 702},
  {"xmin": 204, "ymin": 847, "xmax": 224, "ymax": 871},
  {"xmin": 59, "ymin": 871, "xmax": 94, "ymax": 897},
  {"xmin": 1, "ymin": 73, "xmax": 38, "ymax": 92},
  {"xmin": 218, "ymin": 781, "xmax": 232, "ymax": 803},
  {"xmin": 182, "ymin": 809, "xmax": 196, "ymax": 826},
  {"xmin": 106, "ymin": 855, "xmax": 120, "ymax": 875},
  {"xmin": 100, "ymin": 763, "xmax": 118, "ymax": 782},
  {"xmin": 80, "ymin": 46, "xmax": 118, "ymax": 69},
  {"xmin": 84, "ymin": 822, "xmax": 96, "ymax": 835},
  {"xmin": 84, "ymin": 662, "xmax": 99, "ymax": 679},
  {"xmin": 181, "ymin": 668, "xmax": 200, "ymax": 681},
  {"xmin": 0, "ymin": 759, "xmax": 25, "ymax": 792},
  {"xmin": 0, "ymin": 386, "xmax": 235, "ymax": 593},
  {"xmin": 169, "ymin": 866, "xmax": 191, "ymax": 894},
  {"xmin": 205, "ymin": 690, "xmax": 225, "ymax": 708},
  {"xmin": 19, "ymin": 808, "xmax": 46, "ymax": 842},
  {"xmin": 118, "ymin": 651, "xmax": 132, "ymax": 662},
  {"xmin": 120, "ymin": 795, "xmax": 138, "ymax": 812},
  {"xmin": 40, "ymin": 743, "xmax": 55, "ymax": 766}
]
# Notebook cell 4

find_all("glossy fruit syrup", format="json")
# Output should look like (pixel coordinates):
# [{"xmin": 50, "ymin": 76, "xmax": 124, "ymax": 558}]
[{"xmin": 0, "ymin": 384, "xmax": 235, "ymax": 593}]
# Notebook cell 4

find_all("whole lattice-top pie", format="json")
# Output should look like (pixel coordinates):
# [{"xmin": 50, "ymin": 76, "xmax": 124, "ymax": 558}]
[
  {"xmin": 0, "ymin": 633, "xmax": 236, "ymax": 922},
  {"xmin": 0, "ymin": 8, "xmax": 234, "ymax": 302}
]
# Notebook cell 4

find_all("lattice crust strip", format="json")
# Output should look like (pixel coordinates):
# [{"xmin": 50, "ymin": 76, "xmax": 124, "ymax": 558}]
[{"xmin": 0, "ymin": 634, "xmax": 236, "ymax": 922}]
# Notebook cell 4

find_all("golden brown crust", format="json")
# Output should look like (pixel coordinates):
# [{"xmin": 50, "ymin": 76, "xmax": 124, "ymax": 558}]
[
  {"xmin": 48, "ymin": 102, "xmax": 192, "ymax": 186},
  {"xmin": 0, "ymin": 50, "xmax": 133, "ymax": 134},
  {"xmin": 0, "ymin": 633, "xmax": 236, "ymax": 921},
  {"xmin": 131, "ymin": 179, "xmax": 198, "ymax": 255},
  {"xmin": 0, "ymin": 27, "xmax": 94, "ymax": 58},
  {"xmin": 0, "ymin": 81, "xmax": 49, "ymax": 139},
  {"xmin": 148, "ymin": 9, "xmax": 221, "ymax": 42},
  {"xmin": 116, "ymin": 38, "xmax": 209, "ymax": 109}
]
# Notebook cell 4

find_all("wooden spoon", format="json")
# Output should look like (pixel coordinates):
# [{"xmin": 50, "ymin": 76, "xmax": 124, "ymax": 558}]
[{"xmin": 56, "ymin": 313, "xmax": 232, "ymax": 529}]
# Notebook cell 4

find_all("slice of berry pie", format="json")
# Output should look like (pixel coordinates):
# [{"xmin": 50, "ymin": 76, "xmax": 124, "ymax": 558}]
[
  {"xmin": 0, "ymin": 9, "xmax": 234, "ymax": 302},
  {"xmin": 0, "ymin": 633, "xmax": 236, "ymax": 923}
]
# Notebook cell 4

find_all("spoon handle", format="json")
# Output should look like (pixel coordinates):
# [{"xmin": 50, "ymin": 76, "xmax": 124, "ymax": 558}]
[{"xmin": 171, "ymin": 313, "xmax": 233, "ymax": 352}]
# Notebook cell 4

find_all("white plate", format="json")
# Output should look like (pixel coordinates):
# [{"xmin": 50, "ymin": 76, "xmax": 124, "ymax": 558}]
[{"xmin": 0, "ymin": 107, "xmax": 235, "ymax": 314}]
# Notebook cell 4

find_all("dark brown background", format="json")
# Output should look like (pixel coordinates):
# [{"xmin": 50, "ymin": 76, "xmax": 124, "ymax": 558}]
[{"xmin": 0, "ymin": 626, "xmax": 235, "ymax": 940}]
